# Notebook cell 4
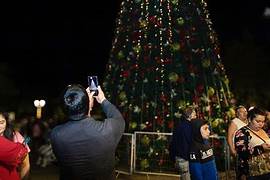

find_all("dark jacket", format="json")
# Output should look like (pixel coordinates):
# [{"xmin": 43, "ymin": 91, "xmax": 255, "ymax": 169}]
[
  {"xmin": 189, "ymin": 119, "xmax": 217, "ymax": 180},
  {"xmin": 170, "ymin": 116, "xmax": 192, "ymax": 161},
  {"xmin": 50, "ymin": 100, "xmax": 125, "ymax": 180}
]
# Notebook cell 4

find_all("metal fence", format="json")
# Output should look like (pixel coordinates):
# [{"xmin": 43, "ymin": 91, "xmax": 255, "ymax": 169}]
[
  {"xmin": 115, "ymin": 133, "xmax": 134, "ymax": 175},
  {"xmin": 115, "ymin": 132, "xmax": 231, "ymax": 178}
]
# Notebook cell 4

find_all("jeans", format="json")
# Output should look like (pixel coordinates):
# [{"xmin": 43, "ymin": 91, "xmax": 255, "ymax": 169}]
[{"xmin": 175, "ymin": 157, "xmax": 191, "ymax": 180}]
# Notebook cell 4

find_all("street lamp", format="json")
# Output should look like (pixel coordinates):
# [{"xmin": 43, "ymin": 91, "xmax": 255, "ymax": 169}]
[{"xmin": 34, "ymin": 99, "xmax": 46, "ymax": 119}]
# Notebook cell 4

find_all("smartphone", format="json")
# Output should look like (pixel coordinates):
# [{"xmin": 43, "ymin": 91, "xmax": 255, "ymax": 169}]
[
  {"xmin": 23, "ymin": 136, "xmax": 31, "ymax": 145},
  {"xmin": 88, "ymin": 76, "xmax": 99, "ymax": 96}
]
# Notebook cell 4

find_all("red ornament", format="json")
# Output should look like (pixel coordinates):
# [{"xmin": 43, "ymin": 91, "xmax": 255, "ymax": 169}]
[
  {"xmin": 179, "ymin": 30, "xmax": 185, "ymax": 39},
  {"xmin": 198, "ymin": 112, "xmax": 205, "ymax": 119},
  {"xmin": 180, "ymin": 41, "xmax": 185, "ymax": 48},
  {"xmin": 188, "ymin": 64, "xmax": 195, "ymax": 73},
  {"xmin": 192, "ymin": 95, "xmax": 200, "ymax": 104},
  {"xmin": 132, "ymin": 31, "xmax": 141, "ymax": 41},
  {"xmin": 214, "ymin": 47, "xmax": 220, "ymax": 54},
  {"xmin": 146, "ymin": 122, "xmax": 152, "ymax": 129},
  {"xmin": 156, "ymin": 116, "xmax": 164, "ymax": 126},
  {"xmin": 188, "ymin": 64, "xmax": 198, "ymax": 74},
  {"xmin": 149, "ymin": 16, "xmax": 157, "ymax": 24},
  {"xmin": 168, "ymin": 120, "xmax": 174, "ymax": 129},
  {"xmin": 177, "ymin": 76, "xmax": 185, "ymax": 83},
  {"xmin": 131, "ymin": 64, "xmax": 139, "ymax": 70},
  {"xmin": 160, "ymin": 94, "xmax": 168, "ymax": 102},
  {"xmin": 196, "ymin": 84, "xmax": 204, "ymax": 94},
  {"xmin": 158, "ymin": 159, "xmax": 164, "ymax": 166},
  {"xmin": 122, "ymin": 70, "xmax": 130, "ymax": 78},
  {"xmin": 148, "ymin": 16, "xmax": 161, "ymax": 27},
  {"xmin": 163, "ymin": 58, "xmax": 172, "ymax": 64}
]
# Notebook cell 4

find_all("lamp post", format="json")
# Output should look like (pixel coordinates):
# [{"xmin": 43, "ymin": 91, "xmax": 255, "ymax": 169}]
[{"xmin": 34, "ymin": 99, "xmax": 46, "ymax": 119}]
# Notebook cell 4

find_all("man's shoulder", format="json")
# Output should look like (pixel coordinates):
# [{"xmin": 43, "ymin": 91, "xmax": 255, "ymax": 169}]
[
  {"xmin": 51, "ymin": 124, "xmax": 66, "ymax": 138},
  {"xmin": 232, "ymin": 117, "xmax": 240, "ymax": 122}
]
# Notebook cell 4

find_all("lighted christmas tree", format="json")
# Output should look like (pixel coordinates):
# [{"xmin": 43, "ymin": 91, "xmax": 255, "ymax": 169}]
[
  {"xmin": 104, "ymin": 0, "xmax": 233, "ymax": 134},
  {"xmin": 103, "ymin": 0, "xmax": 233, "ymax": 173}
]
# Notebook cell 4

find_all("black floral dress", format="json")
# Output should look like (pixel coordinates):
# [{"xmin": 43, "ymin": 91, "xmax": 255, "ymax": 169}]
[{"xmin": 234, "ymin": 126, "xmax": 265, "ymax": 178}]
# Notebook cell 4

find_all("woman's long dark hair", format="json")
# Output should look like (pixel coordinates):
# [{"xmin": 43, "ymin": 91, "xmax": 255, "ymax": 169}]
[
  {"xmin": 1, "ymin": 112, "xmax": 15, "ymax": 141},
  {"xmin": 248, "ymin": 107, "xmax": 266, "ymax": 121}
]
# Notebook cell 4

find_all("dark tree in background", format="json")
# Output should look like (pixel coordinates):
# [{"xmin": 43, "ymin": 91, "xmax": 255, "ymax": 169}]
[
  {"xmin": 0, "ymin": 63, "xmax": 19, "ymax": 111},
  {"xmin": 104, "ymin": 0, "xmax": 233, "ymax": 135},
  {"xmin": 207, "ymin": 0, "xmax": 270, "ymax": 110}
]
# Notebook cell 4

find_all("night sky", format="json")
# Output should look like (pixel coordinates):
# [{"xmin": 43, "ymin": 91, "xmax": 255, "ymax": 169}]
[{"xmin": 0, "ymin": 0, "xmax": 270, "ymax": 110}]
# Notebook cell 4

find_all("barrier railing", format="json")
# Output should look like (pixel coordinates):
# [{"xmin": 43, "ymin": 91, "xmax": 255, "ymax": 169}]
[
  {"xmin": 134, "ymin": 132, "xmax": 178, "ymax": 176},
  {"xmin": 115, "ymin": 132, "xmax": 231, "ymax": 179},
  {"xmin": 115, "ymin": 133, "xmax": 134, "ymax": 175}
]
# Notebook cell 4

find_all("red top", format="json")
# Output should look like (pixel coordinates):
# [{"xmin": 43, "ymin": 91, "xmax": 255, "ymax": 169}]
[{"xmin": 0, "ymin": 136, "xmax": 28, "ymax": 180}]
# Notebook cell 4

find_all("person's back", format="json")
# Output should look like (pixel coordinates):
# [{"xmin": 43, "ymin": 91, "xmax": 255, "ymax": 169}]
[
  {"xmin": 170, "ymin": 107, "xmax": 196, "ymax": 161},
  {"xmin": 169, "ymin": 106, "xmax": 196, "ymax": 180},
  {"xmin": 51, "ymin": 84, "xmax": 125, "ymax": 180},
  {"xmin": 170, "ymin": 116, "xmax": 192, "ymax": 161}
]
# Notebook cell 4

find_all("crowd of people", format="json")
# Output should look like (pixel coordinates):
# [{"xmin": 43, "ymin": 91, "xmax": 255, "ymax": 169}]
[
  {"xmin": 170, "ymin": 106, "xmax": 218, "ymax": 180},
  {"xmin": 0, "ymin": 84, "xmax": 125, "ymax": 180},
  {"xmin": 0, "ymin": 108, "xmax": 58, "ymax": 180},
  {"xmin": 1, "ymin": 82, "xmax": 270, "ymax": 180},
  {"xmin": 170, "ymin": 105, "xmax": 270, "ymax": 180}
]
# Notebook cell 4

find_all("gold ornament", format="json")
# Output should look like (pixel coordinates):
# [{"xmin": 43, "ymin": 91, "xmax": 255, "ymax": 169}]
[
  {"xmin": 222, "ymin": 77, "xmax": 230, "ymax": 85},
  {"xmin": 139, "ymin": 19, "xmax": 147, "ymax": 28},
  {"xmin": 168, "ymin": 72, "xmax": 179, "ymax": 82},
  {"xmin": 119, "ymin": 91, "xmax": 127, "ymax": 101},
  {"xmin": 208, "ymin": 87, "xmax": 215, "ymax": 96},
  {"xmin": 211, "ymin": 119, "xmax": 220, "ymax": 128},
  {"xmin": 133, "ymin": 45, "xmax": 142, "ymax": 54},
  {"xmin": 177, "ymin": 100, "xmax": 187, "ymax": 109},
  {"xmin": 140, "ymin": 159, "xmax": 149, "ymax": 169},
  {"xmin": 176, "ymin": 17, "xmax": 185, "ymax": 25},
  {"xmin": 226, "ymin": 107, "xmax": 235, "ymax": 118},
  {"xmin": 130, "ymin": 121, "xmax": 137, "ymax": 129},
  {"xmin": 170, "ymin": 43, "xmax": 180, "ymax": 52},
  {"xmin": 202, "ymin": 58, "xmax": 211, "ymax": 68},
  {"xmin": 171, "ymin": 0, "xmax": 178, "ymax": 5},
  {"xmin": 141, "ymin": 135, "xmax": 150, "ymax": 146},
  {"xmin": 117, "ymin": 51, "xmax": 124, "ymax": 59}
]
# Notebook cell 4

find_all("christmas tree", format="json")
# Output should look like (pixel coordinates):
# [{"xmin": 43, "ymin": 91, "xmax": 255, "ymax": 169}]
[
  {"xmin": 104, "ymin": 0, "xmax": 233, "ymax": 134},
  {"xmin": 103, "ymin": 0, "xmax": 233, "ymax": 173}
]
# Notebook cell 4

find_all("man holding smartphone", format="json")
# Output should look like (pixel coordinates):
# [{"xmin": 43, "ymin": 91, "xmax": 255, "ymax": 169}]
[{"xmin": 50, "ymin": 84, "xmax": 125, "ymax": 180}]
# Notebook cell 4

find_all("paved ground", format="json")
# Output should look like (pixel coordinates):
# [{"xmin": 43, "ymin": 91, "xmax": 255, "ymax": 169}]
[
  {"xmin": 29, "ymin": 165, "xmax": 179, "ymax": 180},
  {"xmin": 29, "ymin": 165, "xmax": 234, "ymax": 180},
  {"xmin": 29, "ymin": 165, "xmax": 58, "ymax": 180}
]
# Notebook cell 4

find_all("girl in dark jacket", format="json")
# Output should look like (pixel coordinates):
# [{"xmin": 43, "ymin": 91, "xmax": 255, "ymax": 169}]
[{"xmin": 189, "ymin": 119, "xmax": 218, "ymax": 180}]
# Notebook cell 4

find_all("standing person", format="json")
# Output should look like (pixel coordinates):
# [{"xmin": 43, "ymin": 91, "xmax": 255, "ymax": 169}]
[
  {"xmin": 29, "ymin": 121, "xmax": 47, "ymax": 166},
  {"xmin": 0, "ymin": 133, "xmax": 28, "ymax": 180},
  {"xmin": 189, "ymin": 119, "xmax": 218, "ymax": 180},
  {"xmin": 170, "ymin": 106, "xmax": 197, "ymax": 180},
  {"xmin": 0, "ymin": 112, "xmax": 31, "ymax": 180},
  {"xmin": 51, "ymin": 84, "xmax": 125, "ymax": 180},
  {"xmin": 227, "ymin": 105, "xmax": 248, "ymax": 156},
  {"xmin": 234, "ymin": 107, "xmax": 270, "ymax": 180},
  {"xmin": 263, "ymin": 111, "xmax": 270, "ymax": 136}
]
